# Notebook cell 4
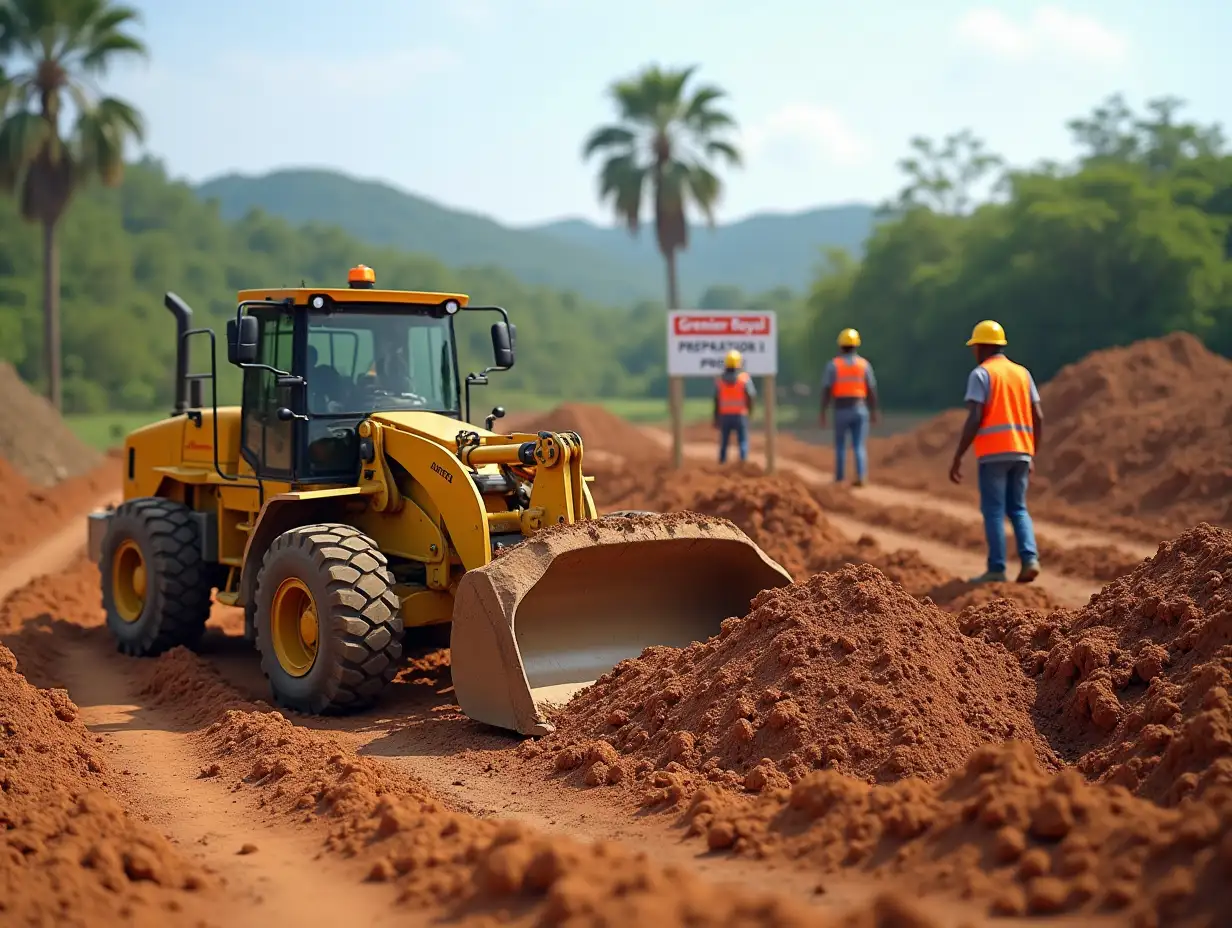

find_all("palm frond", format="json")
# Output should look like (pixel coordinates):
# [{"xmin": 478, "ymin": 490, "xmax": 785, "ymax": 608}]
[
  {"xmin": 597, "ymin": 153, "xmax": 646, "ymax": 234},
  {"xmin": 0, "ymin": 111, "xmax": 51, "ymax": 189},
  {"xmin": 79, "ymin": 32, "xmax": 146, "ymax": 73},
  {"xmin": 704, "ymin": 139, "xmax": 741, "ymax": 167},
  {"xmin": 581, "ymin": 124, "xmax": 635, "ymax": 159},
  {"xmin": 683, "ymin": 162, "xmax": 721, "ymax": 226},
  {"xmin": 73, "ymin": 95, "xmax": 143, "ymax": 183}
]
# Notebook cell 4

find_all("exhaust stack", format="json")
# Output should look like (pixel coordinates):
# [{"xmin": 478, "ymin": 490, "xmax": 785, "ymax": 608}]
[{"xmin": 164, "ymin": 292, "xmax": 193, "ymax": 415}]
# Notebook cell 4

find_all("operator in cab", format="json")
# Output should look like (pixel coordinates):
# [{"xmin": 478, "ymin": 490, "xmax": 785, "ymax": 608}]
[
  {"xmin": 819, "ymin": 328, "xmax": 879, "ymax": 486},
  {"xmin": 949, "ymin": 320, "xmax": 1044, "ymax": 585},
  {"xmin": 714, "ymin": 349, "xmax": 756, "ymax": 464}
]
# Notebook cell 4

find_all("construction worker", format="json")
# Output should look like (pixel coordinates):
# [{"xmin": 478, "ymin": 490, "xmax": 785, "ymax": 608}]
[
  {"xmin": 714, "ymin": 349, "xmax": 756, "ymax": 463},
  {"xmin": 949, "ymin": 320, "xmax": 1043, "ymax": 584},
  {"xmin": 819, "ymin": 328, "xmax": 879, "ymax": 486}
]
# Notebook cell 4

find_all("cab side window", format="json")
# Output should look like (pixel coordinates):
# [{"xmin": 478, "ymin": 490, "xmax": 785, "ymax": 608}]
[{"xmin": 241, "ymin": 308, "xmax": 294, "ymax": 475}]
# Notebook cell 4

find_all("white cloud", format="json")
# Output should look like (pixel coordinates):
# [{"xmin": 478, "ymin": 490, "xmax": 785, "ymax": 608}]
[
  {"xmin": 744, "ymin": 104, "xmax": 868, "ymax": 168},
  {"xmin": 955, "ymin": 6, "xmax": 1129, "ymax": 66}
]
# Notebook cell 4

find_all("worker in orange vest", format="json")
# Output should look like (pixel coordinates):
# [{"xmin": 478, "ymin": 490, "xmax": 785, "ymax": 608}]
[
  {"xmin": 714, "ymin": 349, "xmax": 756, "ymax": 463},
  {"xmin": 820, "ymin": 328, "xmax": 879, "ymax": 486},
  {"xmin": 949, "ymin": 320, "xmax": 1044, "ymax": 584}
]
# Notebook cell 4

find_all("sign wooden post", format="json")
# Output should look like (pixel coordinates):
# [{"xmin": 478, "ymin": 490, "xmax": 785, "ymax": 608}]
[
  {"xmin": 764, "ymin": 374, "xmax": 777, "ymax": 475},
  {"xmin": 666, "ymin": 310, "xmax": 778, "ymax": 471},
  {"xmin": 669, "ymin": 375, "xmax": 684, "ymax": 469}
]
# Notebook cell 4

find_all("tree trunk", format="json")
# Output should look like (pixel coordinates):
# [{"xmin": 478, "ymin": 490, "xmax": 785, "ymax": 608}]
[
  {"xmin": 664, "ymin": 247, "xmax": 680, "ymax": 310},
  {"xmin": 664, "ymin": 247, "xmax": 684, "ymax": 469},
  {"xmin": 42, "ymin": 219, "xmax": 62, "ymax": 411}
]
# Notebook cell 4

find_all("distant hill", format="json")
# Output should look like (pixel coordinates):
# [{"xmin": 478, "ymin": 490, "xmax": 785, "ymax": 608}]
[
  {"xmin": 195, "ymin": 169, "xmax": 876, "ymax": 303},
  {"xmin": 530, "ymin": 205, "xmax": 876, "ymax": 295}
]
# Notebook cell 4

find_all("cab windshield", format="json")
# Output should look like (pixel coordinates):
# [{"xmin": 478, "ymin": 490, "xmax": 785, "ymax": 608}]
[{"xmin": 305, "ymin": 308, "xmax": 459, "ymax": 415}]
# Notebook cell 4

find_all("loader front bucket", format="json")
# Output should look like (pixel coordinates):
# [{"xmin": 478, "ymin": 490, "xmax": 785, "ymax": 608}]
[{"xmin": 450, "ymin": 513, "xmax": 793, "ymax": 736}]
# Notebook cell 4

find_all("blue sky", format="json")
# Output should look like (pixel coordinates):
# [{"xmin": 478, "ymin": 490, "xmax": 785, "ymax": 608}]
[{"xmin": 107, "ymin": 1, "xmax": 1229, "ymax": 226}]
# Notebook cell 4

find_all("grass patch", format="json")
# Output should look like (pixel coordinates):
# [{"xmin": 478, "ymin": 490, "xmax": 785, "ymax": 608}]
[{"xmin": 66, "ymin": 411, "xmax": 166, "ymax": 450}]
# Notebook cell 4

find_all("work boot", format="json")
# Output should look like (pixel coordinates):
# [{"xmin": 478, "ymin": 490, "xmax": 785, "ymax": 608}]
[
  {"xmin": 852, "ymin": 478, "xmax": 865, "ymax": 488},
  {"xmin": 1016, "ymin": 559, "xmax": 1042, "ymax": 583},
  {"xmin": 968, "ymin": 570, "xmax": 1008, "ymax": 584}
]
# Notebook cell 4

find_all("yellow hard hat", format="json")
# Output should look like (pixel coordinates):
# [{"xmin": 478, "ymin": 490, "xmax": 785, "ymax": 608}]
[
  {"xmin": 966, "ymin": 320, "xmax": 1007, "ymax": 346},
  {"xmin": 724, "ymin": 349, "xmax": 742, "ymax": 369},
  {"xmin": 837, "ymin": 328, "xmax": 861, "ymax": 348}
]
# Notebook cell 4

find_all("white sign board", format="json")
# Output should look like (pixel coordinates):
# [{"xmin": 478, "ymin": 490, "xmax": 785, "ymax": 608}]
[{"xmin": 667, "ymin": 310, "xmax": 778, "ymax": 377}]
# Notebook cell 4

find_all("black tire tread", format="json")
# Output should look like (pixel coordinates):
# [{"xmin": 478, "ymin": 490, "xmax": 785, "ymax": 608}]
[
  {"xmin": 104, "ymin": 497, "xmax": 213, "ymax": 656},
  {"xmin": 254, "ymin": 523, "xmax": 403, "ymax": 714}
]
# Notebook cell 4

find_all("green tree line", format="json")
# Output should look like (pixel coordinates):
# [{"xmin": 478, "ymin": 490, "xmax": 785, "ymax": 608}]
[
  {"xmin": 802, "ymin": 95, "xmax": 1232, "ymax": 409},
  {"xmin": 0, "ymin": 158, "xmax": 671, "ymax": 413}
]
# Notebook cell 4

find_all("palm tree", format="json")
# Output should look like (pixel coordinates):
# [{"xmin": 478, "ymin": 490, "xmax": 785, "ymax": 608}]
[
  {"xmin": 0, "ymin": 0, "xmax": 147, "ymax": 411},
  {"xmin": 582, "ymin": 64, "xmax": 741, "ymax": 310}
]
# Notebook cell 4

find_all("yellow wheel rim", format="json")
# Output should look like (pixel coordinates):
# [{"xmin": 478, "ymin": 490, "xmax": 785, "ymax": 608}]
[
  {"xmin": 112, "ymin": 539, "xmax": 147, "ymax": 623},
  {"xmin": 270, "ymin": 577, "xmax": 319, "ymax": 677}
]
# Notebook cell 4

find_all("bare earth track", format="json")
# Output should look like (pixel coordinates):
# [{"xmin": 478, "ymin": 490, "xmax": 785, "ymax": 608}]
[{"xmin": 4, "ymin": 355, "xmax": 1231, "ymax": 927}]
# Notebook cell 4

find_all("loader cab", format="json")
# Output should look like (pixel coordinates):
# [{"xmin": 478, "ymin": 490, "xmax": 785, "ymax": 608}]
[{"xmin": 231, "ymin": 269, "xmax": 471, "ymax": 484}]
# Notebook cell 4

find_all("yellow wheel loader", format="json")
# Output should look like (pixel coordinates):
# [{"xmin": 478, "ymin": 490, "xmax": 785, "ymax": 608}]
[{"xmin": 87, "ymin": 266, "xmax": 791, "ymax": 735}]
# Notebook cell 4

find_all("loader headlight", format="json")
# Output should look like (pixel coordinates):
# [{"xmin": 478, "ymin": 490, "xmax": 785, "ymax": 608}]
[
  {"xmin": 443, "ymin": 299, "xmax": 460, "ymax": 315},
  {"xmin": 311, "ymin": 295, "xmax": 326, "ymax": 309}
]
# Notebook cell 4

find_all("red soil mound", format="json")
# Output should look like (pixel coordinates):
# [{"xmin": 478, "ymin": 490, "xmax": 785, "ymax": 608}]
[
  {"xmin": 143, "ymin": 646, "xmax": 928, "ymax": 927},
  {"xmin": 0, "ymin": 454, "xmax": 118, "ymax": 563},
  {"xmin": 593, "ymin": 461, "xmax": 1065, "ymax": 613},
  {"xmin": 547, "ymin": 564, "xmax": 1059, "ymax": 793},
  {"xmin": 511, "ymin": 402, "xmax": 665, "ymax": 462},
  {"xmin": 0, "ymin": 362, "xmax": 103, "ymax": 485},
  {"xmin": 960, "ymin": 523, "xmax": 1232, "ymax": 808},
  {"xmin": 0, "ymin": 644, "xmax": 209, "ymax": 927},
  {"xmin": 686, "ymin": 741, "xmax": 1232, "ymax": 923},
  {"xmin": 873, "ymin": 333, "xmax": 1232, "ymax": 533}
]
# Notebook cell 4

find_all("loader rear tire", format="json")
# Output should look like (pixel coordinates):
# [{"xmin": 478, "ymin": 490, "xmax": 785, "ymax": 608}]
[
  {"xmin": 603, "ymin": 509, "xmax": 659, "ymax": 518},
  {"xmin": 101, "ymin": 497, "xmax": 213, "ymax": 656},
  {"xmin": 253, "ymin": 523, "xmax": 403, "ymax": 714}
]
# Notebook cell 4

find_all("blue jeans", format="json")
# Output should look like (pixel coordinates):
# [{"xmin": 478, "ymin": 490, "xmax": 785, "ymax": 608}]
[
  {"xmin": 718, "ymin": 414, "xmax": 749, "ymax": 463},
  {"xmin": 833, "ymin": 405, "xmax": 869, "ymax": 481},
  {"xmin": 978, "ymin": 459, "xmax": 1039, "ymax": 573}
]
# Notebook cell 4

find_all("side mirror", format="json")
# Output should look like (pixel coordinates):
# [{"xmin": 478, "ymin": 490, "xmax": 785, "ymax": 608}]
[
  {"xmin": 227, "ymin": 315, "xmax": 259, "ymax": 365},
  {"xmin": 491, "ymin": 322, "xmax": 515, "ymax": 370}
]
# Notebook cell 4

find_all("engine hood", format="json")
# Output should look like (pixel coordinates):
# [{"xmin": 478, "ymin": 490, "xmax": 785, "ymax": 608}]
[{"xmin": 367, "ymin": 411, "xmax": 496, "ymax": 449}]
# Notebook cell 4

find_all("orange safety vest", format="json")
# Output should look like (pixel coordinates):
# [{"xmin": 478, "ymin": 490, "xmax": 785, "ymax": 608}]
[
  {"xmin": 715, "ymin": 372, "xmax": 751, "ymax": 416},
  {"xmin": 831, "ymin": 355, "xmax": 869, "ymax": 399},
  {"xmin": 973, "ymin": 355, "xmax": 1036, "ymax": 459}
]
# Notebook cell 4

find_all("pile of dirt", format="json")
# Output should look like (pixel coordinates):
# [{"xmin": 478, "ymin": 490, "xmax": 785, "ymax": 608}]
[
  {"xmin": 872, "ymin": 333, "xmax": 1232, "ymax": 533},
  {"xmin": 684, "ymin": 740, "xmax": 1231, "ymax": 923},
  {"xmin": 593, "ymin": 461, "xmax": 1065, "ymax": 613},
  {"xmin": 0, "ymin": 643, "xmax": 209, "ymax": 927},
  {"xmin": 509, "ymin": 402, "xmax": 666, "ymax": 463},
  {"xmin": 544, "ymin": 564, "xmax": 1060, "ymax": 793},
  {"xmin": 958, "ymin": 523, "xmax": 1232, "ymax": 808},
  {"xmin": 0, "ymin": 362, "xmax": 102, "ymax": 485},
  {"xmin": 0, "ymin": 454, "xmax": 118, "ymax": 563},
  {"xmin": 144, "ymin": 646, "xmax": 930, "ymax": 927}
]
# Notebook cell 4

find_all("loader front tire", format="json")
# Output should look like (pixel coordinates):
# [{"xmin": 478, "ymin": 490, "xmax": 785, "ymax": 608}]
[
  {"xmin": 253, "ymin": 523, "xmax": 403, "ymax": 714},
  {"xmin": 101, "ymin": 497, "xmax": 213, "ymax": 656}
]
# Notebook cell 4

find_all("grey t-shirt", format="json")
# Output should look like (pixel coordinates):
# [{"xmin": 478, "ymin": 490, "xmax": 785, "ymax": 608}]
[
  {"xmin": 822, "ymin": 353, "xmax": 877, "ymax": 408},
  {"xmin": 965, "ymin": 361, "xmax": 1041, "ymax": 463}
]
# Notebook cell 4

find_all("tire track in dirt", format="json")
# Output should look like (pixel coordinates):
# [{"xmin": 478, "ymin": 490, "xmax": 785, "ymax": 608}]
[
  {"xmin": 0, "ymin": 490, "xmax": 117, "ymax": 600},
  {"xmin": 645, "ymin": 427, "xmax": 1156, "ymax": 562},
  {"xmin": 56, "ymin": 639, "xmax": 410, "ymax": 928},
  {"xmin": 194, "ymin": 616, "xmax": 859, "ymax": 911},
  {"xmin": 647, "ymin": 432, "xmax": 1099, "ymax": 608}
]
